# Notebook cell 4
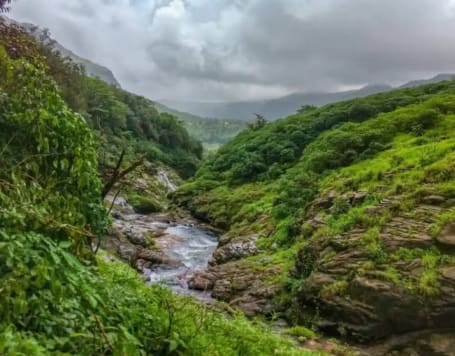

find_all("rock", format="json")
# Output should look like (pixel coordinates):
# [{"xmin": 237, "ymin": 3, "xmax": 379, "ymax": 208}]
[
  {"xmin": 210, "ymin": 234, "xmax": 259, "ymax": 265},
  {"xmin": 124, "ymin": 229, "xmax": 148, "ymax": 247},
  {"xmin": 117, "ymin": 245, "xmax": 137, "ymax": 263},
  {"xmin": 362, "ymin": 330, "xmax": 455, "ymax": 356},
  {"xmin": 297, "ymin": 240, "xmax": 455, "ymax": 342},
  {"xmin": 441, "ymin": 266, "xmax": 455, "ymax": 280},
  {"xmin": 421, "ymin": 195, "xmax": 446, "ymax": 206},
  {"xmin": 137, "ymin": 248, "xmax": 178, "ymax": 266},
  {"xmin": 352, "ymin": 191, "xmax": 368, "ymax": 205},
  {"xmin": 187, "ymin": 259, "xmax": 283, "ymax": 317},
  {"xmin": 381, "ymin": 233, "xmax": 433, "ymax": 251},
  {"xmin": 187, "ymin": 272, "xmax": 215, "ymax": 291},
  {"xmin": 365, "ymin": 205, "xmax": 382, "ymax": 214},
  {"xmin": 436, "ymin": 222, "xmax": 455, "ymax": 251},
  {"xmin": 314, "ymin": 190, "xmax": 337, "ymax": 210},
  {"xmin": 309, "ymin": 215, "xmax": 325, "ymax": 228}
]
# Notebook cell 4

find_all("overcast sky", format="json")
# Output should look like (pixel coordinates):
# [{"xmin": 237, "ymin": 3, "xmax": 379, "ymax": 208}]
[{"xmin": 9, "ymin": 0, "xmax": 455, "ymax": 101}]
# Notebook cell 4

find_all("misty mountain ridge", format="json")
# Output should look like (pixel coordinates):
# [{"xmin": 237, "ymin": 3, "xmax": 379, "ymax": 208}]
[
  {"xmin": 0, "ymin": 16, "xmax": 121, "ymax": 87},
  {"xmin": 4, "ymin": 16, "xmax": 454, "ymax": 122},
  {"xmin": 162, "ymin": 76, "xmax": 455, "ymax": 121}
]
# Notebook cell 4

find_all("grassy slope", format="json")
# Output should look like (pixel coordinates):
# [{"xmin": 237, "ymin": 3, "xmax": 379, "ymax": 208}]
[{"xmin": 175, "ymin": 79, "xmax": 455, "ymax": 304}]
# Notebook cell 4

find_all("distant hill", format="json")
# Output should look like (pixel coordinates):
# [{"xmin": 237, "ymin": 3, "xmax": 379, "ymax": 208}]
[
  {"xmin": 163, "ymin": 75, "xmax": 455, "ymax": 121},
  {"xmin": 154, "ymin": 102, "xmax": 247, "ymax": 148},
  {"xmin": 399, "ymin": 73, "xmax": 455, "ymax": 88},
  {"xmin": 162, "ymin": 84, "xmax": 393, "ymax": 121},
  {"xmin": 1, "ymin": 16, "xmax": 121, "ymax": 87}
]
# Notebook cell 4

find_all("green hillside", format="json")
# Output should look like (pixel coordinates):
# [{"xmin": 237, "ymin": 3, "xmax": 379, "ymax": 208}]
[
  {"xmin": 0, "ymin": 20, "xmax": 318, "ymax": 355},
  {"xmin": 175, "ymin": 79, "xmax": 455, "ymax": 346}
]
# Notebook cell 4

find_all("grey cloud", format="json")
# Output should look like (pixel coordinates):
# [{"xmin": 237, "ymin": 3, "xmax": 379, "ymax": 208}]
[{"xmin": 9, "ymin": 0, "xmax": 455, "ymax": 101}]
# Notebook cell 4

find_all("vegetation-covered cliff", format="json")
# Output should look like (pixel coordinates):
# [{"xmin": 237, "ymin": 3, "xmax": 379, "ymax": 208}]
[{"xmin": 175, "ymin": 80, "xmax": 455, "ymax": 353}]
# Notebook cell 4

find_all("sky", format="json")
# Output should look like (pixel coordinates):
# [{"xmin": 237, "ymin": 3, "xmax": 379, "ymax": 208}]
[{"xmin": 9, "ymin": 0, "xmax": 455, "ymax": 102}]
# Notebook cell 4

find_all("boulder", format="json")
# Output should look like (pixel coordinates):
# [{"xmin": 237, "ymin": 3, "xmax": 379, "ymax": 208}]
[
  {"xmin": 137, "ymin": 248, "xmax": 178, "ymax": 266},
  {"xmin": 210, "ymin": 234, "xmax": 259, "ymax": 265},
  {"xmin": 124, "ymin": 229, "xmax": 148, "ymax": 247},
  {"xmin": 117, "ymin": 245, "xmax": 137, "ymax": 263}
]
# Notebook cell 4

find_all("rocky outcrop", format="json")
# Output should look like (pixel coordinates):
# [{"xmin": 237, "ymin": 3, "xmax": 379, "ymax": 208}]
[
  {"xmin": 188, "ymin": 233, "xmax": 281, "ymax": 316},
  {"xmin": 295, "ymin": 200, "xmax": 455, "ymax": 349},
  {"xmin": 210, "ymin": 234, "xmax": 259, "ymax": 265},
  {"xmin": 361, "ymin": 330, "xmax": 455, "ymax": 356},
  {"xmin": 188, "ymin": 259, "xmax": 282, "ymax": 317}
]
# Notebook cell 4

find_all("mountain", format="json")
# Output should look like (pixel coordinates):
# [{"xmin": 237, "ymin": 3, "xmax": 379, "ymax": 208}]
[
  {"xmin": 164, "ymin": 75, "xmax": 455, "ymax": 121},
  {"xmin": 50, "ymin": 42, "xmax": 121, "ymax": 87},
  {"xmin": 400, "ymin": 73, "xmax": 455, "ymax": 88},
  {"xmin": 162, "ymin": 84, "xmax": 393, "ymax": 121},
  {"xmin": 0, "ymin": 16, "xmax": 121, "ymax": 87}
]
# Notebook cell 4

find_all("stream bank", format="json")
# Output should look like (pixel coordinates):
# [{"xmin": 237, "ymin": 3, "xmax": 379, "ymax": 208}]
[{"xmin": 103, "ymin": 196, "xmax": 220, "ymax": 300}]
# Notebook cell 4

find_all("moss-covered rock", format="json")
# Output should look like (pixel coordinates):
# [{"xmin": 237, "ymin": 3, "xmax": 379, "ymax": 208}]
[{"xmin": 128, "ymin": 194, "xmax": 163, "ymax": 214}]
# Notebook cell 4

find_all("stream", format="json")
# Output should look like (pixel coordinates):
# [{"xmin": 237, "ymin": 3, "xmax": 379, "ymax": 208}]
[
  {"xmin": 108, "ymin": 195, "xmax": 218, "ymax": 300},
  {"xmin": 144, "ymin": 223, "xmax": 218, "ymax": 300}
]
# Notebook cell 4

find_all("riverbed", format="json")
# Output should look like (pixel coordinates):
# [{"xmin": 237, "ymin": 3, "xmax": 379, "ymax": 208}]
[{"xmin": 107, "ymin": 195, "xmax": 219, "ymax": 300}]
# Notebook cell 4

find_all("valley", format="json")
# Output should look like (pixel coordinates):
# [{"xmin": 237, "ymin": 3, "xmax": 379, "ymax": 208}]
[{"xmin": 2, "ymin": 4, "xmax": 455, "ymax": 356}]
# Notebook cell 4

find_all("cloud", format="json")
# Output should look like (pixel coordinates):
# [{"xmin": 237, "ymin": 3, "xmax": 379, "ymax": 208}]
[{"xmin": 9, "ymin": 0, "xmax": 455, "ymax": 101}]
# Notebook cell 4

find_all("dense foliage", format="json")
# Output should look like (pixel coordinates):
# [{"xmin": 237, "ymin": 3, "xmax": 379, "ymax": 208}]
[
  {"xmin": 0, "ymin": 21, "xmax": 203, "ymax": 179},
  {"xmin": 0, "ymin": 32, "xmax": 318, "ymax": 355},
  {"xmin": 175, "ymin": 79, "xmax": 455, "ymax": 304},
  {"xmin": 83, "ymin": 77, "xmax": 203, "ymax": 178}
]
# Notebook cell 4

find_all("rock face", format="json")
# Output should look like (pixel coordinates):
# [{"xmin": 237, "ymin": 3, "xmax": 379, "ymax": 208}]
[
  {"xmin": 188, "ymin": 233, "xmax": 281, "ymax": 316},
  {"xmin": 362, "ymin": 330, "xmax": 455, "ymax": 356},
  {"xmin": 188, "ymin": 260, "xmax": 282, "ymax": 317},
  {"xmin": 295, "ymin": 201, "xmax": 455, "ymax": 349},
  {"xmin": 101, "ymin": 199, "xmax": 178, "ymax": 272}
]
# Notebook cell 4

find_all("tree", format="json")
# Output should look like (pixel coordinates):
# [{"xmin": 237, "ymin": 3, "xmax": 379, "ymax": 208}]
[
  {"xmin": 297, "ymin": 105, "xmax": 317, "ymax": 114},
  {"xmin": 248, "ymin": 113, "xmax": 267, "ymax": 130}
]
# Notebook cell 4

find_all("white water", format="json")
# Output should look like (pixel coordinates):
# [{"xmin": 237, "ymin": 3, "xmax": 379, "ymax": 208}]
[
  {"xmin": 156, "ymin": 169, "xmax": 177, "ymax": 192},
  {"xmin": 144, "ymin": 223, "xmax": 218, "ymax": 300}
]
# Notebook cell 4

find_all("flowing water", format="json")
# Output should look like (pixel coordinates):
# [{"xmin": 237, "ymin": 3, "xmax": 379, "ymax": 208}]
[
  {"xmin": 144, "ymin": 223, "xmax": 218, "ymax": 300},
  {"xmin": 108, "ymin": 168, "xmax": 217, "ymax": 300}
]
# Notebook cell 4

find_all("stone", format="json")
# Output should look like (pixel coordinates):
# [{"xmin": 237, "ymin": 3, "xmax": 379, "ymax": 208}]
[
  {"xmin": 124, "ymin": 229, "xmax": 148, "ymax": 247},
  {"xmin": 421, "ymin": 195, "xmax": 446, "ymax": 206},
  {"xmin": 352, "ymin": 191, "xmax": 368, "ymax": 205},
  {"xmin": 117, "ymin": 245, "xmax": 137, "ymax": 263},
  {"xmin": 187, "ymin": 272, "xmax": 215, "ymax": 291},
  {"xmin": 137, "ymin": 249, "xmax": 178, "ymax": 266},
  {"xmin": 134, "ymin": 177, "xmax": 149, "ymax": 191},
  {"xmin": 314, "ymin": 191, "xmax": 337, "ymax": 210},
  {"xmin": 441, "ymin": 266, "xmax": 455, "ymax": 280},
  {"xmin": 210, "ymin": 234, "xmax": 259, "ymax": 265},
  {"xmin": 436, "ymin": 222, "xmax": 455, "ymax": 248}
]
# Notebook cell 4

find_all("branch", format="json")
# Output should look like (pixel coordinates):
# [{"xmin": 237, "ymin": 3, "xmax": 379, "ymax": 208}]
[{"xmin": 101, "ymin": 151, "xmax": 145, "ymax": 198}]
